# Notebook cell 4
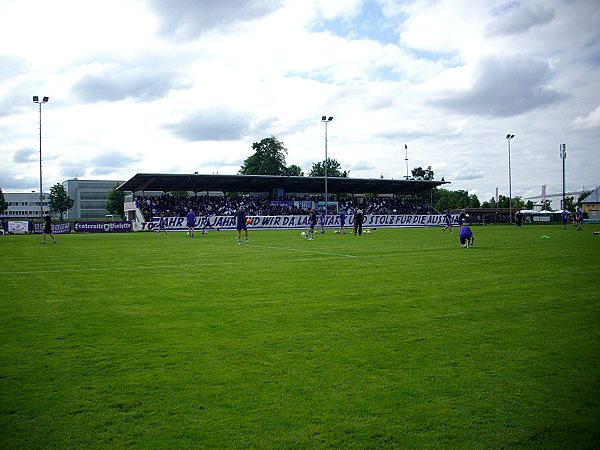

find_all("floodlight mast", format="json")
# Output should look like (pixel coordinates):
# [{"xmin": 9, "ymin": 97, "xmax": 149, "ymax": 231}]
[
  {"xmin": 560, "ymin": 144, "xmax": 566, "ymax": 210},
  {"xmin": 33, "ymin": 96, "xmax": 49, "ymax": 219},
  {"xmin": 506, "ymin": 134, "xmax": 515, "ymax": 223},
  {"xmin": 321, "ymin": 116, "xmax": 333, "ymax": 222}
]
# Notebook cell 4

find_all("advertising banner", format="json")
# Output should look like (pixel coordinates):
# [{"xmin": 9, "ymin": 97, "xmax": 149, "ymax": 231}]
[
  {"xmin": 8, "ymin": 221, "xmax": 30, "ymax": 234},
  {"xmin": 32, "ymin": 222, "xmax": 72, "ymax": 234},
  {"xmin": 74, "ymin": 221, "xmax": 133, "ymax": 233},
  {"xmin": 139, "ymin": 214, "xmax": 456, "ymax": 232}
]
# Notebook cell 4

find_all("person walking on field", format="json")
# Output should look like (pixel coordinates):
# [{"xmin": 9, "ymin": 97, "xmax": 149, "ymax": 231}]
[
  {"xmin": 575, "ymin": 206, "xmax": 583, "ymax": 231},
  {"xmin": 306, "ymin": 208, "xmax": 317, "ymax": 240},
  {"xmin": 561, "ymin": 210, "xmax": 569, "ymax": 230},
  {"xmin": 442, "ymin": 209, "xmax": 453, "ymax": 232},
  {"xmin": 353, "ymin": 208, "xmax": 364, "ymax": 236},
  {"xmin": 235, "ymin": 204, "xmax": 249, "ymax": 245},
  {"xmin": 42, "ymin": 211, "xmax": 56, "ymax": 244},
  {"xmin": 339, "ymin": 210, "xmax": 346, "ymax": 234},
  {"xmin": 186, "ymin": 208, "xmax": 196, "ymax": 237}
]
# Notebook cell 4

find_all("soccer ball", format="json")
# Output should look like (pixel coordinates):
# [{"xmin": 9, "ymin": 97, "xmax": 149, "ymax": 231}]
[
  {"xmin": 246, "ymin": 218, "xmax": 252, "ymax": 225},
  {"xmin": 465, "ymin": 214, "xmax": 470, "ymax": 218},
  {"xmin": 333, "ymin": 230, "xmax": 339, "ymax": 234},
  {"xmin": 301, "ymin": 231, "xmax": 306, "ymax": 238},
  {"xmin": 366, "ymin": 230, "xmax": 371, "ymax": 234}
]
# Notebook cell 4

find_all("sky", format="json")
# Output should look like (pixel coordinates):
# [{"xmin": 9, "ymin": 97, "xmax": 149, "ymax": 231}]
[{"xmin": 1, "ymin": 0, "xmax": 599, "ymax": 202}]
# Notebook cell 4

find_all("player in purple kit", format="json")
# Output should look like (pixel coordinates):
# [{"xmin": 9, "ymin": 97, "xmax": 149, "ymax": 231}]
[
  {"xmin": 575, "ymin": 206, "xmax": 583, "ymax": 231},
  {"xmin": 339, "ymin": 210, "xmax": 346, "ymax": 234},
  {"xmin": 306, "ymin": 208, "xmax": 317, "ymax": 240},
  {"xmin": 186, "ymin": 209, "xmax": 196, "ymax": 237},
  {"xmin": 561, "ymin": 210, "xmax": 569, "ymax": 230},
  {"xmin": 235, "ymin": 205, "xmax": 249, "ymax": 245},
  {"xmin": 459, "ymin": 222, "xmax": 474, "ymax": 248},
  {"xmin": 442, "ymin": 209, "xmax": 453, "ymax": 232}
]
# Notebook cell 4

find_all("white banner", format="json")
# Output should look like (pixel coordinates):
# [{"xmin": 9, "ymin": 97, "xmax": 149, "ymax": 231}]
[
  {"xmin": 8, "ymin": 221, "xmax": 29, "ymax": 234},
  {"xmin": 139, "ymin": 214, "xmax": 458, "ymax": 231}
]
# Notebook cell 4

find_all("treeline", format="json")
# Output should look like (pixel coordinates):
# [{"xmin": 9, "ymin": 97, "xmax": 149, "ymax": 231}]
[{"xmin": 432, "ymin": 188, "xmax": 587, "ymax": 212}]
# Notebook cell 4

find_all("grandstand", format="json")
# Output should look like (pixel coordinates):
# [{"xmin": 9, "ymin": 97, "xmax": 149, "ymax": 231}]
[
  {"xmin": 117, "ymin": 173, "xmax": 448, "ymax": 196},
  {"xmin": 117, "ymin": 173, "xmax": 448, "ymax": 228}
]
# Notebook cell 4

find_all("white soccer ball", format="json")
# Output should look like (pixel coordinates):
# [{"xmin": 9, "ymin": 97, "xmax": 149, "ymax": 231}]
[
  {"xmin": 366, "ymin": 230, "xmax": 371, "ymax": 234},
  {"xmin": 465, "ymin": 214, "xmax": 470, "ymax": 218},
  {"xmin": 301, "ymin": 231, "xmax": 306, "ymax": 237}
]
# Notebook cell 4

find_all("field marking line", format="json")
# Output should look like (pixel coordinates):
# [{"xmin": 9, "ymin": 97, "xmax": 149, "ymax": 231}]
[
  {"xmin": 245, "ymin": 243, "xmax": 357, "ymax": 258},
  {"xmin": 0, "ymin": 254, "xmax": 354, "ymax": 276}
]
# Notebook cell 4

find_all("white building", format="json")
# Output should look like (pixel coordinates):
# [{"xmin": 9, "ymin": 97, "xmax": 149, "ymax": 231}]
[
  {"xmin": 63, "ymin": 178, "xmax": 124, "ymax": 219},
  {"xmin": 1, "ymin": 192, "xmax": 50, "ymax": 219},
  {"xmin": 1, "ymin": 179, "xmax": 125, "ymax": 220}
]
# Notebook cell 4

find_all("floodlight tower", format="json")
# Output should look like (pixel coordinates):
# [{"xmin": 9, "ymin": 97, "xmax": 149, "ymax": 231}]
[
  {"xmin": 33, "ymin": 96, "xmax": 49, "ymax": 219},
  {"xmin": 560, "ymin": 144, "xmax": 566, "ymax": 210},
  {"xmin": 506, "ymin": 134, "xmax": 515, "ymax": 223},
  {"xmin": 321, "ymin": 116, "xmax": 333, "ymax": 221}
]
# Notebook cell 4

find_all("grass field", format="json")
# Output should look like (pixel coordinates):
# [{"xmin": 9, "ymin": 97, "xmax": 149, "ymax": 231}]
[{"xmin": 1, "ymin": 224, "xmax": 599, "ymax": 449}]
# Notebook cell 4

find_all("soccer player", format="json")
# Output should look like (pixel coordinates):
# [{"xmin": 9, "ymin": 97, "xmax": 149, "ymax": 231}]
[
  {"xmin": 186, "ymin": 208, "xmax": 196, "ymax": 237},
  {"xmin": 515, "ymin": 211, "xmax": 523, "ymax": 228},
  {"xmin": 561, "ymin": 210, "xmax": 569, "ymax": 230},
  {"xmin": 442, "ymin": 209, "xmax": 453, "ymax": 232},
  {"xmin": 459, "ymin": 222, "xmax": 474, "ymax": 248},
  {"xmin": 575, "ymin": 206, "xmax": 583, "ymax": 231},
  {"xmin": 353, "ymin": 208, "xmax": 364, "ymax": 236},
  {"xmin": 307, "ymin": 208, "xmax": 317, "ymax": 240},
  {"xmin": 457, "ymin": 209, "xmax": 466, "ymax": 226},
  {"xmin": 319, "ymin": 210, "xmax": 325, "ymax": 234},
  {"xmin": 339, "ymin": 210, "xmax": 346, "ymax": 234},
  {"xmin": 156, "ymin": 213, "xmax": 168, "ymax": 235},
  {"xmin": 41, "ymin": 211, "xmax": 56, "ymax": 244},
  {"xmin": 235, "ymin": 205, "xmax": 249, "ymax": 245}
]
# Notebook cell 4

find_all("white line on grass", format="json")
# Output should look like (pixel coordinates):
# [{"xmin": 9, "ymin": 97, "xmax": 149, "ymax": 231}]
[
  {"xmin": 0, "ymin": 255, "xmax": 354, "ymax": 275},
  {"xmin": 247, "ymin": 243, "xmax": 357, "ymax": 258}
]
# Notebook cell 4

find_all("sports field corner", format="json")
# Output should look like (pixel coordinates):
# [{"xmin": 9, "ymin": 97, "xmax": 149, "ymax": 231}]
[{"xmin": 1, "ymin": 224, "xmax": 599, "ymax": 448}]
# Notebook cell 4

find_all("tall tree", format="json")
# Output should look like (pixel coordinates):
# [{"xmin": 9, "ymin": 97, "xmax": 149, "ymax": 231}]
[
  {"xmin": 309, "ymin": 158, "xmax": 343, "ymax": 177},
  {"xmin": 0, "ymin": 188, "xmax": 8, "ymax": 215},
  {"xmin": 577, "ymin": 190, "xmax": 592, "ymax": 205},
  {"xmin": 239, "ymin": 136, "xmax": 288, "ymax": 175},
  {"xmin": 48, "ymin": 183, "xmax": 74, "ymax": 221},
  {"xmin": 285, "ymin": 165, "xmax": 304, "ymax": 176},
  {"xmin": 106, "ymin": 186, "xmax": 125, "ymax": 218},
  {"xmin": 563, "ymin": 196, "xmax": 575, "ymax": 212}
]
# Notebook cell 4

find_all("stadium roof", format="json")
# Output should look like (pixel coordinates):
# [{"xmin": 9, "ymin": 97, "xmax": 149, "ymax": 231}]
[{"xmin": 117, "ymin": 173, "xmax": 449, "ymax": 196}]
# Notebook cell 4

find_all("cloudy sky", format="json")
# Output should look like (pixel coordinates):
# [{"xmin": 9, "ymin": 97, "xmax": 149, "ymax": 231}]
[{"xmin": 1, "ymin": 0, "xmax": 599, "ymax": 202}]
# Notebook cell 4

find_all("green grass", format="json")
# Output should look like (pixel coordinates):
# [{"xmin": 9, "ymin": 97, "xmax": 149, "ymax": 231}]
[{"xmin": 1, "ymin": 225, "xmax": 599, "ymax": 449}]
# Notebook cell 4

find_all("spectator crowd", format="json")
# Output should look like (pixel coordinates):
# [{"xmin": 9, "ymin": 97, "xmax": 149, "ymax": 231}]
[{"xmin": 136, "ymin": 194, "xmax": 436, "ymax": 221}]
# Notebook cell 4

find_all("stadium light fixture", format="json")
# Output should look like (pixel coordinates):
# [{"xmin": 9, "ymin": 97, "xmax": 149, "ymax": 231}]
[
  {"xmin": 506, "ymin": 134, "xmax": 515, "ymax": 223},
  {"xmin": 321, "ymin": 116, "xmax": 333, "ymax": 221},
  {"xmin": 33, "ymin": 95, "xmax": 49, "ymax": 219}
]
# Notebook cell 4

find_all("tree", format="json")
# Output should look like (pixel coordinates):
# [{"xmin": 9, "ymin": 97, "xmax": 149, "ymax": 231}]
[
  {"xmin": 562, "ymin": 196, "xmax": 575, "ymax": 212},
  {"xmin": 411, "ymin": 167, "xmax": 424, "ymax": 179},
  {"xmin": 577, "ymin": 190, "xmax": 592, "ymax": 206},
  {"xmin": 468, "ymin": 194, "xmax": 480, "ymax": 208},
  {"xmin": 309, "ymin": 158, "xmax": 343, "ymax": 177},
  {"xmin": 525, "ymin": 200, "xmax": 534, "ymax": 209},
  {"xmin": 482, "ymin": 197, "xmax": 497, "ymax": 208},
  {"xmin": 48, "ymin": 183, "xmax": 74, "ymax": 221},
  {"xmin": 285, "ymin": 165, "xmax": 304, "ymax": 176},
  {"xmin": 239, "ymin": 136, "xmax": 288, "ymax": 175},
  {"xmin": 411, "ymin": 166, "xmax": 434, "ymax": 180},
  {"xmin": 0, "ymin": 188, "xmax": 8, "ymax": 215},
  {"xmin": 432, "ymin": 188, "xmax": 476, "ymax": 211},
  {"xmin": 106, "ymin": 186, "xmax": 125, "ymax": 218}
]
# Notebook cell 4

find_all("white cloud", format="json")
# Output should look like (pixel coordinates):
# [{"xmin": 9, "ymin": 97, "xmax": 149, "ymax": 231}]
[
  {"xmin": 0, "ymin": 0, "xmax": 598, "ymax": 202},
  {"xmin": 572, "ymin": 106, "xmax": 600, "ymax": 130}
]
